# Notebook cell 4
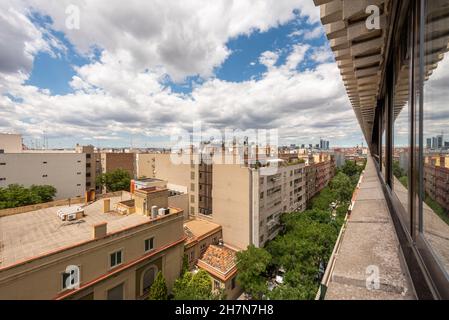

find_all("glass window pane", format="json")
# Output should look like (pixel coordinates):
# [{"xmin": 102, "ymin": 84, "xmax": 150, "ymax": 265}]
[
  {"xmin": 422, "ymin": 0, "xmax": 449, "ymax": 277},
  {"xmin": 392, "ymin": 12, "xmax": 412, "ymax": 230}
]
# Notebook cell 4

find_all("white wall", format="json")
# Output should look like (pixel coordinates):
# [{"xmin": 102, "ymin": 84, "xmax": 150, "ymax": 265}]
[
  {"xmin": 0, "ymin": 153, "xmax": 86, "ymax": 199},
  {"xmin": 0, "ymin": 134, "xmax": 22, "ymax": 153}
]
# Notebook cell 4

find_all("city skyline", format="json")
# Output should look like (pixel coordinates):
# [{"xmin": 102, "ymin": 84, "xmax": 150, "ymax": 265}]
[{"xmin": 0, "ymin": 1, "xmax": 366, "ymax": 148}]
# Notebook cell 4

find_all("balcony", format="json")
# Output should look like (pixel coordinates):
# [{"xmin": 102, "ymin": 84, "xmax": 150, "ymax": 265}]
[{"xmin": 319, "ymin": 156, "xmax": 415, "ymax": 300}]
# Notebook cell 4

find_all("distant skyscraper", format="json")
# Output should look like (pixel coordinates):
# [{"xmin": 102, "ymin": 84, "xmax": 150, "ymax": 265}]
[
  {"xmin": 432, "ymin": 137, "xmax": 438, "ymax": 149},
  {"xmin": 426, "ymin": 138, "xmax": 432, "ymax": 149},
  {"xmin": 326, "ymin": 141, "xmax": 330, "ymax": 150},
  {"xmin": 437, "ymin": 135, "xmax": 443, "ymax": 149}
]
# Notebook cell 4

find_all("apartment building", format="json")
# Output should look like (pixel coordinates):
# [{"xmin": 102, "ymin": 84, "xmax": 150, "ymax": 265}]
[
  {"xmin": 0, "ymin": 189, "xmax": 185, "ymax": 300},
  {"xmin": 424, "ymin": 154, "xmax": 449, "ymax": 212},
  {"xmin": 75, "ymin": 144, "xmax": 96, "ymax": 193},
  {"xmin": 0, "ymin": 134, "xmax": 87, "ymax": 199},
  {"xmin": 137, "ymin": 151, "xmax": 309, "ymax": 249},
  {"xmin": 0, "ymin": 152, "xmax": 86, "ymax": 199},
  {"xmin": 96, "ymin": 152, "xmax": 135, "ymax": 193},
  {"xmin": 99, "ymin": 152, "xmax": 135, "ymax": 177}
]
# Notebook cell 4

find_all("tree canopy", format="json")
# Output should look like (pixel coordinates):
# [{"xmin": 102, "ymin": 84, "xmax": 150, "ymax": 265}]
[
  {"xmin": 148, "ymin": 271, "xmax": 168, "ymax": 300},
  {"xmin": 96, "ymin": 168, "xmax": 131, "ymax": 192},
  {"xmin": 172, "ymin": 270, "xmax": 222, "ymax": 300},
  {"xmin": 329, "ymin": 172, "xmax": 354, "ymax": 203},
  {"xmin": 0, "ymin": 184, "xmax": 57, "ymax": 209},
  {"xmin": 236, "ymin": 244, "xmax": 271, "ymax": 299}
]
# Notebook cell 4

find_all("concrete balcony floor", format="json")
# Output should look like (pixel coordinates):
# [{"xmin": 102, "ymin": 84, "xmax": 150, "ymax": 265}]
[{"xmin": 325, "ymin": 156, "xmax": 416, "ymax": 300}]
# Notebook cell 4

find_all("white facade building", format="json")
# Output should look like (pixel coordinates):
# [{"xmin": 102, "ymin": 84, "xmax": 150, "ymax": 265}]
[{"xmin": 0, "ymin": 153, "xmax": 86, "ymax": 199}]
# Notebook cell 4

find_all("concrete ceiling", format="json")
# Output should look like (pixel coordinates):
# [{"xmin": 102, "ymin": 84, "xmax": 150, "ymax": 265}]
[{"xmin": 313, "ymin": 0, "xmax": 391, "ymax": 143}]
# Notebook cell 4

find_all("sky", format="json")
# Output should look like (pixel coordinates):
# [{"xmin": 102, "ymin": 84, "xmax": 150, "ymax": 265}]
[{"xmin": 0, "ymin": 0, "xmax": 367, "ymax": 149}]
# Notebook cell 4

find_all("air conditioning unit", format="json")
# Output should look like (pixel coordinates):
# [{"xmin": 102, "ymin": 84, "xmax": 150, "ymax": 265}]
[
  {"xmin": 67, "ymin": 213, "xmax": 77, "ymax": 221},
  {"xmin": 164, "ymin": 208, "xmax": 170, "ymax": 215},
  {"xmin": 151, "ymin": 206, "xmax": 158, "ymax": 219},
  {"xmin": 158, "ymin": 208, "xmax": 165, "ymax": 216}
]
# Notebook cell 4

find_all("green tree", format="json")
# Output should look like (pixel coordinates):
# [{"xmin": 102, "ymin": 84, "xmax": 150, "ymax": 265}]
[
  {"xmin": 309, "ymin": 187, "xmax": 335, "ymax": 211},
  {"xmin": 330, "ymin": 172, "xmax": 353, "ymax": 202},
  {"xmin": 96, "ymin": 169, "xmax": 131, "ymax": 192},
  {"xmin": 148, "ymin": 271, "xmax": 168, "ymax": 300},
  {"xmin": 393, "ymin": 161, "xmax": 406, "ymax": 178},
  {"xmin": 236, "ymin": 245, "xmax": 271, "ymax": 299},
  {"xmin": 399, "ymin": 176, "xmax": 408, "ymax": 188},
  {"xmin": 0, "ymin": 184, "xmax": 57, "ymax": 209},
  {"xmin": 172, "ymin": 270, "xmax": 221, "ymax": 300},
  {"xmin": 341, "ymin": 161, "xmax": 359, "ymax": 177},
  {"xmin": 181, "ymin": 254, "xmax": 189, "ymax": 276},
  {"xmin": 30, "ymin": 185, "xmax": 57, "ymax": 202}
]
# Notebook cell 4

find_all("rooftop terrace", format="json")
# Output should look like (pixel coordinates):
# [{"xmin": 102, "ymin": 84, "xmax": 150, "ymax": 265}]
[
  {"xmin": 184, "ymin": 219, "xmax": 221, "ymax": 246},
  {"xmin": 0, "ymin": 193, "xmax": 179, "ymax": 269}
]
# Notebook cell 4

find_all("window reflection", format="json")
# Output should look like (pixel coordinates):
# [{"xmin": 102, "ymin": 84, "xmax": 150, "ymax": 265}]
[
  {"xmin": 393, "ymin": 14, "xmax": 411, "ymax": 229},
  {"xmin": 423, "ymin": 0, "xmax": 449, "ymax": 277}
]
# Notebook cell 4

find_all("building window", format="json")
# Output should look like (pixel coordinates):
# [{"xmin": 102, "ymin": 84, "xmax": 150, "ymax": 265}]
[
  {"xmin": 213, "ymin": 279, "xmax": 221, "ymax": 291},
  {"xmin": 422, "ymin": 1, "xmax": 449, "ymax": 279},
  {"xmin": 144, "ymin": 237, "xmax": 154, "ymax": 252},
  {"xmin": 191, "ymin": 183, "xmax": 195, "ymax": 191},
  {"xmin": 142, "ymin": 267, "xmax": 157, "ymax": 294},
  {"xmin": 86, "ymin": 154, "xmax": 91, "ymax": 159},
  {"xmin": 107, "ymin": 283, "xmax": 124, "ymax": 300},
  {"xmin": 42, "ymin": 161, "xmax": 47, "ymax": 164},
  {"xmin": 190, "ymin": 207, "xmax": 195, "ymax": 215},
  {"xmin": 61, "ymin": 268, "xmax": 79, "ymax": 290},
  {"xmin": 231, "ymin": 277, "xmax": 236, "ymax": 290},
  {"xmin": 191, "ymin": 171, "xmax": 195, "ymax": 180},
  {"xmin": 190, "ymin": 195, "xmax": 195, "ymax": 203},
  {"xmin": 189, "ymin": 251, "xmax": 194, "ymax": 262},
  {"xmin": 0, "ymin": 178, "xmax": 5, "ymax": 181},
  {"xmin": 200, "ymin": 243, "xmax": 207, "ymax": 254},
  {"xmin": 110, "ymin": 250, "xmax": 123, "ymax": 268},
  {"xmin": 0, "ymin": 162, "xmax": 5, "ymax": 165},
  {"xmin": 42, "ymin": 175, "xmax": 48, "ymax": 178}
]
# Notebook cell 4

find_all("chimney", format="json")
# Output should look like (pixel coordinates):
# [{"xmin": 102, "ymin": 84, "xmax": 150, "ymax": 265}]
[
  {"xmin": 93, "ymin": 222, "xmax": 107, "ymax": 239},
  {"xmin": 103, "ymin": 199, "xmax": 110, "ymax": 213}
]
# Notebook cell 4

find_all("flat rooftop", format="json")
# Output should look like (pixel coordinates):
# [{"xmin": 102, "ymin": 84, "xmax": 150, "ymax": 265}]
[
  {"xmin": 184, "ymin": 219, "xmax": 221, "ymax": 245},
  {"xmin": 0, "ymin": 194, "xmax": 164, "ymax": 269},
  {"xmin": 134, "ymin": 178, "xmax": 165, "ymax": 183}
]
